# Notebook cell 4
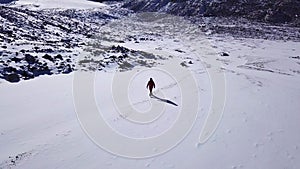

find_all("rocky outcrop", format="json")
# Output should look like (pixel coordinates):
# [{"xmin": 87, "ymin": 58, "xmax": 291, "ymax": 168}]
[
  {"xmin": 0, "ymin": 6, "xmax": 130, "ymax": 83},
  {"xmin": 121, "ymin": 0, "xmax": 300, "ymax": 27}
]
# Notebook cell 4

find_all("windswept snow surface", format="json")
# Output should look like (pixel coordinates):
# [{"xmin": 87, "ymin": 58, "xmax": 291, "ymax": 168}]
[
  {"xmin": 1, "ymin": 3, "xmax": 300, "ymax": 169},
  {"xmin": 1, "ymin": 36, "xmax": 300, "ymax": 169},
  {"xmin": 9, "ymin": 0, "xmax": 106, "ymax": 9}
]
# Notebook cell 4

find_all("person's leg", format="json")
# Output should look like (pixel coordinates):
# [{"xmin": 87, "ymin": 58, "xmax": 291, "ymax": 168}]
[{"xmin": 149, "ymin": 87, "xmax": 153, "ymax": 96}]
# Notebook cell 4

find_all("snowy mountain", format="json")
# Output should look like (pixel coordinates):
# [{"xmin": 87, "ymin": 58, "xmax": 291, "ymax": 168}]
[
  {"xmin": 121, "ymin": 0, "xmax": 300, "ymax": 26},
  {"xmin": 1, "ymin": 0, "xmax": 300, "ymax": 169},
  {"xmin": 0, "ymin": 3, "xmax": 132, "ymax": 82}
]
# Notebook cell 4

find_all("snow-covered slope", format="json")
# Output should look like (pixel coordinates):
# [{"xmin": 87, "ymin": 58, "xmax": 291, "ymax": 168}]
[
  {"xmin": 1, "ymin": 1, "xmax": 300, "ymax": 169},
  {"xmin": 9, "ymin": 0, "xmax": 106, "ymax": 9},
  {"xmin": 1, "ymin": 33, "xmax": 300, "ymax": 169}
]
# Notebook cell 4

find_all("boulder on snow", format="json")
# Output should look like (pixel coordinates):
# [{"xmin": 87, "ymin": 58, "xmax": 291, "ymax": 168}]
[
  {"xmin": 11, "ymin": 57, "xmax": 22, "ymax": 63},
  {"xmin": 54, "ymin": 54, "xmax": 63, "ymax": 60},
  {"xmin": 5, "ymin": 73, "xmax": 20, "ymax": 83},
  {"xmin": 42, "ymin": 54, "xmax": 54, "ymax": 62},
  {"xmin": 24, "ymin": 54, "xmax": 36, "ymax": 64},
  {"xmin": 221, "ymin": 52, "xmax": 229, "ymax": 56}
]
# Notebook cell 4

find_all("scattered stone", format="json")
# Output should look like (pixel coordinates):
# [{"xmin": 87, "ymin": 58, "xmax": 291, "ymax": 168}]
[
  {"xmin": 109, "ymin": 55, "xmax": 117, "ymax": 59},
  {"xmin": 54, "ymin": 54, "xmax": 63, "ymax": 60},
  {"xmin": 62, "ymin": 64, "xmax": 73, "ymax": 74},
  {"xmin": 11, "ymin": 57, "xmax": 22, "ymax": 63},
  {"xmin": 86, "ymin": 34, "xmax": 92, "ymax": 38},
  {"xmin": 221, "ymin": 52, "xmax": 230, "ymax": 56},
  {"xmin": 61, "ymin": 38, "xmax": 72, "ymax": 43},
  {"xmin": 291, "ymin": 56, "xmax": 300, "ymax": 59},
  {"xmin": 118, "ymin": 53, "xmax": 129, "ymax": 60},
  {"xmin": 44, "ymin": 48, "xmax": 54, "ymax": 53},
  {"xmin": 17, "ymin": 70, "xmax": 34, "ymax": 80},
  {"xmin": 180, "ymin": 61, "xmax": 188, "ymax": 67},
  {"xmin": 111, "ymin": 45, "xmax": 130, "ymax": 53},
  {"xmin": 42, "ymin": 54, "xmax": 54, "ymax": 62},
  {"xmin": 118, "ymin": 61, "xmax": 134, "ymax": 71},
  {"xmin": 31, "ymin": 65, "xmax": 52, "ymax": 77},
  {"xmin": 175, "ymin": 49, "xmax": 185, "ymax": 53}
]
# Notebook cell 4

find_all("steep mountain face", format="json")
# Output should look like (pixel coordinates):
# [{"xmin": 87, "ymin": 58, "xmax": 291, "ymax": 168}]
[
  {"xmin": 121, "ymin": 0, "xmax": 300, "ymax": 26},
  {"xmin": 205, "ymin": 0, "xmax": 300, "ymax": 25},
  {"xmin": 122, "ymin": 0, "xmax": 207, "ymax": 16}
]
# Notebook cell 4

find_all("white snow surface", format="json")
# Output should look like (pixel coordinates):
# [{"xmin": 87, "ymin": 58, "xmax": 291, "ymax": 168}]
[
  {"xmin": 10, "ymin": 0, "xmax": 106, "ymax": 9},
  {"xmin": 1, "ymin": 2, "xmax": 300, "ymax": 169},
  {"xmin": 1, "ymin": 37, "xmax": 300, "ymax": 169}
]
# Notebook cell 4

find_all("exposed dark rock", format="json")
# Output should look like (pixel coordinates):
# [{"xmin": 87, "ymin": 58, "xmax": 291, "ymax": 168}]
[
  {"xmin": 5, "ymin": 73, "xmax": 20, "ymax": 83},
  {"xmin": 24, "ymin": 54, "xmax": 36, "ymax": 64},
  {"xmin": 30, "ymin": 65, "xmax": 52, "ymax": 77},
  {"xmin": 0, "ymin": 5, "xmax": 131, "ymax": 83},
  {"xmin": 62, "ymin": 64, "xmax": 73, "ymax": 74},
  {"xmin": 291, "ymin": 56, "xmax": 300, "ymax": 59},
  {"xmin": 122, "ymin": 0, "xmax": 300, "ymax": 27},
  {"xmin": 61, "ymin": 38, "xmax": 72, "ymax": 43},
  {"xmin": 54, "ymin": 54, "xmax": 63, "ymax": 60},
  {"xmin": 0, "ymin": 0, "xmax": 15, "ymax": 4},
  {"xmin": 175, "ymin": 49, "xmax": 185, "ymax": 53},
  {"xmin": 180, "ymin": 61, "xmax": 188, "ymax": 67},
  {"xmin": 11, "ymin": 57, "xmax": 22, "ymax": 63},
  {"xmin": 16, "ymin": 70, "xmax": 34, "ymax": 80},
  {"xmin": 3, "ymin": 66, "xmax": 17, "ymax": 73},
  {"xmin": 42, "ymin": 54, "xmax": 54, "ymax": 62},
  {"xmin": 221, "ymin": 52, "xmax": 229, "ymax": 56},
  {"xmin": 111, "ymin": 45, "xmax": 131, "ymax": 53},
  {"xmin": 44, "ymin": 48, "xmax": 54, "ymax": 53},
  {"xmin": 264, "ymin": 0, "xmax": 300, "ymax": 24}
]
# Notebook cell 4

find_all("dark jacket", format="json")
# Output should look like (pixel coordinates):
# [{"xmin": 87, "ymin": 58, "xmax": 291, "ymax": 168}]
[{"xmin": 147, "ymin": 79, "xmax": 155, "ymax": 89}]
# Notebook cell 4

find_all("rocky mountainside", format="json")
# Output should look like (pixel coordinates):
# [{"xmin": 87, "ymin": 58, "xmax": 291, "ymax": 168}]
[
  {"xmin": 0, "ymin": 5, "xmax": 129, "ymax": 82},
  {"xmin": 121, "ymin": 0, "xmax": 300, "ymax": 27},
  {"xmin": 1, "ymin": 1, "xmax": 299, "ymax": 83}
]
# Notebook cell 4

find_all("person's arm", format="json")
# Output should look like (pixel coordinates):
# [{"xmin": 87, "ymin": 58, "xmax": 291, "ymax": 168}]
[
  {"xmin": 153, "ymin": 82, "xmax": 155, "ymax": 88},
  {"xmin": 146, "ymin": 82, "xmax": 149, "ymax": 89}
]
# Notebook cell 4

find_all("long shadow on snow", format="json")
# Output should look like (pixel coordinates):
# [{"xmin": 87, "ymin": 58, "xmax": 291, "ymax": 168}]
[{"xmin": 151, "ymin": 94, "xmax": 178, "ymax": 107}]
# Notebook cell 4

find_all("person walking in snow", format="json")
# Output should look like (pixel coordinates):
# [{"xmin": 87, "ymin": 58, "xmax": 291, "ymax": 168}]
[{"xmin": 146, "ymin": 78, "xmax": 155, "ymax": 96}]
